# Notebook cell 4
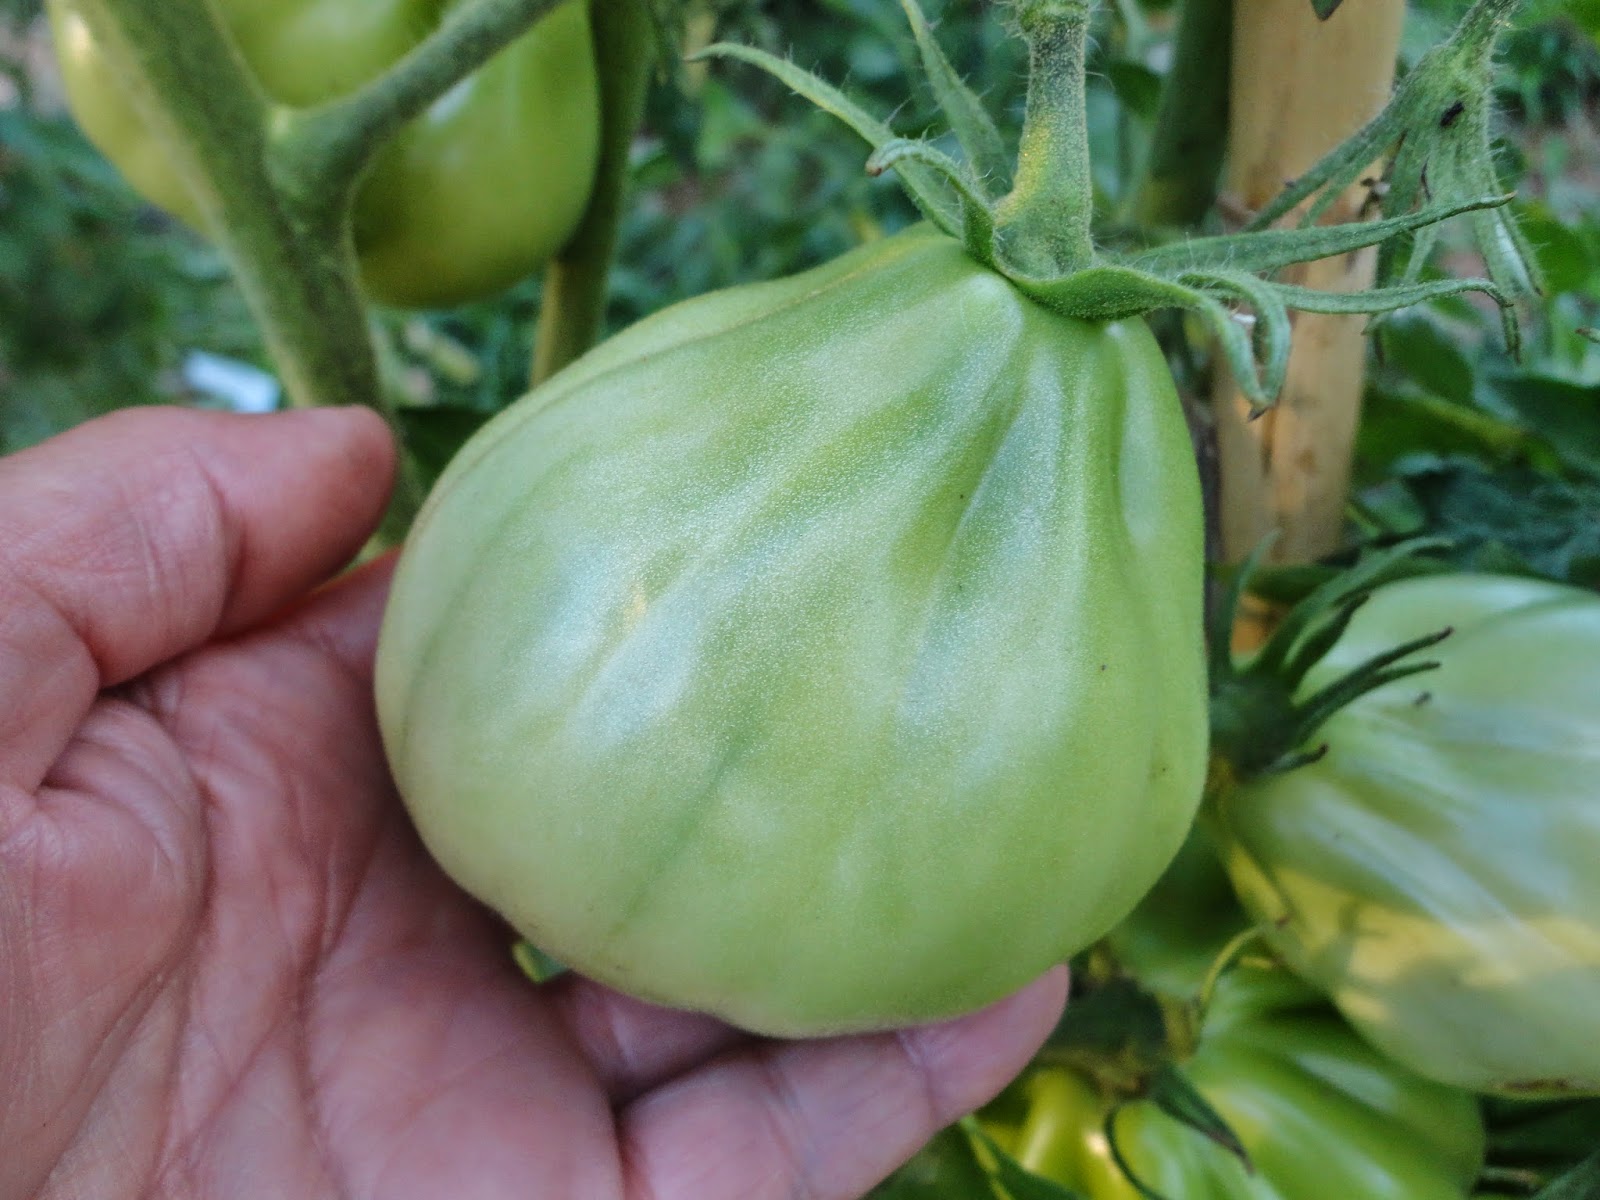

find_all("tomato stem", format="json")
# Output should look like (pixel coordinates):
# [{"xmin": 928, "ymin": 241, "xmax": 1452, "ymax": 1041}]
[
  {"xmin": 63, "ymin": 0, "xmax": 377, "ymax": 413},
  {"xmin": 62, "ymin": 0, "xmax": 562, "ymax": 528},
  {"xmin": 269, "ymin": 0, "xmax": 563, "ymax": 213},
  {"xmin": 1208, "ymin": 540, "xmax": 1450, "ymax": 780},
  {"xmin": 995, "ymin": 0, "xmax": 1096, "ymax": 277},
  {"xmin": 531, "ymin": 0, "xmax": 656, "ymax": 385},
  {"xmin": 1130, "ymin": 0, "xmax": 1233, "ymax": 228}
]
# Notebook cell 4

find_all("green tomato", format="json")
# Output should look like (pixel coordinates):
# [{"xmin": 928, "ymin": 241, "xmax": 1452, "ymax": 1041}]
[
  {"xmin": 47, "ymin": 0, "xmax": 599, "ymax": 308},
  {"xmin": 1009, "ymin": 965, "xmax": 1487, "ymax": 1200},
  {"xmin": 376, "ymin": 225, "xmax": 1209, "ymax": 1035},
  {"xmin": 1212, "ymin": 574, "xmax": 1600, "ymax": 1095}
]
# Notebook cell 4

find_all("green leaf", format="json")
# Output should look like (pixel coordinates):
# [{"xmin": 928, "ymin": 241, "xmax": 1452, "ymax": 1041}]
[
  {"xmin": 1310, "ymin": 0, "xmax": 1345, "ymax": 16},
  {"xmin": 1251, "ymin": 0, "xmax": 1540, "ymax": 305},
  {"xmin": 964, "ymin": 1122, "xmax": 1089, "ymax": 1200},
  {"xmin": 1189, "ymin": 270, "xmax": 1296, "ymax": 397},
  {"xmin": 1212, "ymin": 541, "xmax": 1455, "ymax": 777},
  {"xmin": 1144, "ymin": 1064, "xmax": 1251, "ymax": 1167},
  {"xmin": 1136, "ymin": 195, "xmax": 1512, "ymax": 276},
  {"xmin": 867, "ymin": 138, "xmax": 998, "ymax": 265},
  {"xmin": 870, "ymin": 1125, "xmax": 1002, "ymax": 1199},
  {"xmin": 1274, "ymin": 274, "xmax": 1519, "ymax": 357},
  {"xmin": 1532, "ymin": 1149, "xmax": 1600, "ymax": 1200},
  {"xmin": 396, "ymin": 405, "xmax": 495, "ymax": 489},
  {"xmin": 1013, "ymin": 265, "xmax": 1274, "ymax": 407},
  {"xmin": 694, "ymin": 42, "xmax": 961, "ymax": 236},
  {"xmin": 896, "ymin": 0, "xmax": 1010, "ymax": 188}
]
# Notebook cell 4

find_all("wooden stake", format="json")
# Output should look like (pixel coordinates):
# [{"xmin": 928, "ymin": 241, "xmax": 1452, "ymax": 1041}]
[{"xmin": 1214, "ymin": 0, "xmax": 1407, "ymax": 579}]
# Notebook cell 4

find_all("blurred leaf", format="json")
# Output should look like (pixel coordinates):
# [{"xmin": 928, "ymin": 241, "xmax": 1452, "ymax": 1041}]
[
  {"xmin": 1353, "ymin": 458, "xmax": 1600, "ymax": 588},
  {"xmin": 1487, "ymin": 1097, "xmax": 1600, "ymax": 1170},
  {"xmin": 871, "ymin": 1125, "xmax": 1001, "ymax": 1199},
  {"xmin": 966, "ymin": 1122, "xmax": 1088, "ymax": 1199},
  {"xmin": 0, "ymin": 369, "xmax": 132, "ymax": 454},
  {"xmin": 1379, "ymin": 312, "xmax": 1477, "ymax": 402},
  {"xmin": 510, "ymin": 940, "xmax": 569, "ymax": 984},
  {"xmin": 1358, "ymin": 387, "xmax": 1544, "ymax": 477},
  {"xmin": 1146, "ymin": 1064, "xmax": 1250, "ymax": 1168},
  {"xmin": 1532, "ymin": 1149, "xmax": 1600, "ymax": 1200},
  {"xmin": 1310, "ymin": 0, "xmax": 1344, "ymax": 17},
  {"xmin": 1046, "ymin": 976, "xmax": 1170, "ymax": 1068},
  {"xmin": 0, "ymin": 57, "xmax": 259, "ymax": 455},
  {"xmin": 1481, "ymin": 371, "xmax": 1600, "ymax": 477},
  {"xmin": 872, "ymin": 1110, "xmax": 1096, "ymax": 1198},
  {"xmin": 1105, "ymin": 61, "xmax": 1163, "ymax": 121},
  {"xmin": 396, "ymin": 405, "xmax": 495, "ymax": 489},
  {"xmin": 1518, "ymin": 202, "xmax": 1600, "ymax": 299}
]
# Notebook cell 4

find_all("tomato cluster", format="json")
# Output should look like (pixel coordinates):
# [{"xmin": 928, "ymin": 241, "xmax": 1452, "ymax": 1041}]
[
  {"xmin": 993, "ymin": 965, "xmax": 1487, "ymax": 1200},
  {"xmin": 49, "ymin": 0, "xmax": 600, "ymax": 308}
]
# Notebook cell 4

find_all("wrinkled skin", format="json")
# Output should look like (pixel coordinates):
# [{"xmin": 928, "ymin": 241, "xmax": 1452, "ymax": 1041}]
[{"xmin": 0, "ymin": 407, "xmax": 1066, "ymax": 1200}]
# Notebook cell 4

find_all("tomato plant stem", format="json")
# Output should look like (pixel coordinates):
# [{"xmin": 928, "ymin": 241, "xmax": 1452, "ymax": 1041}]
[
  {"xmin": 996, "ymin": 0, "xmax": 1096, "ymax": 277},
  {"xmin": 64, "ymin": 0, "xmax": 559, "ymax": 525},
  {"xmin": 1132, "ymin": 0, "xmax": 1233, "ymax": 228},
  {"xmin": 270, "ymin": 0, "xmax": 562, "ymax": 211},
  {"xmin": 531, "ymin": 0, "xmax": 655, "ymax": 385},
  {"xmin": 66, "ymin": 0, "xmax": 376, "ymax": 415}
]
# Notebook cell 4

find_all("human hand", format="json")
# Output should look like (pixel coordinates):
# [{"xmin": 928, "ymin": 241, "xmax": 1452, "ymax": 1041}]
[{"xmin": 0, "ymin": 408, "xmax": 1067, "ymax": 1200}]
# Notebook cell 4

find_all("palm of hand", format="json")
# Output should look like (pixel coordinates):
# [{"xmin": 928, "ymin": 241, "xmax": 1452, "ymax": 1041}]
[{"xmin": 0, "ymin": 409, "xmax": 1064, "ymax": 1200}]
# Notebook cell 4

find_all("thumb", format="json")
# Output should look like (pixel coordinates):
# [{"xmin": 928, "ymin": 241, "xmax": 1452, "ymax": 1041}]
[{"xmin": 0, "ymin": 405, "xmax": 394, "ymax": 789}]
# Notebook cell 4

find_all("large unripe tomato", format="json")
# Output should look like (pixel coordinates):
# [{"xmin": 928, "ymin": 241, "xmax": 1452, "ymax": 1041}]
[
  {"xmin": 47, "ymin": 0, "xmax": 599, "ymax": 308},
  {"xmin": 1006, "ymin": 965, "xmax": 1487, "ymax": 1200},
  {"xmin": 376, "ymin": 225, "xmax": 1209, "ymax": 1035},
  {"xmin": 1212, "ymin": 573, "xmax": 1600, "ymax": 1095}
]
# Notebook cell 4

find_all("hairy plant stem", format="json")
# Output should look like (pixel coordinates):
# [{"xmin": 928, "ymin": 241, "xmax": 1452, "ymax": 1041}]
[
  {"xmin": 69, "ymin": 0, "xmax": 373, "ymax": 415},
  {"xmin": 995, "ymin": 0, "xmax": 1096, "ymax": 277},
  {"xmin": 66, "ymin": 0, "xmax": 562, "ymax": 526},
  {"xmin": 532, "ymin": 0, "xmax": 656, "ymax": 386},
  {"xmin": 1133, "ymin": 0, "xmax": 1233, "ymax": 228},
  {"xmin": 271, "ymin": 0, "xmax": 561, "ymax": 212}
]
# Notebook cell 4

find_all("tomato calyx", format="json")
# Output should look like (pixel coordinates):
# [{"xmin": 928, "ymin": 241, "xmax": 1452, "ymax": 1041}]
[
  {"xmin": 1246, "ymin": 0, "xmax": 1538, "ymax": 309},
  {"xmin": 1029, "ymin": 966, "xmax": 1253, "ymax": 1199},
  {"xmin": 1208, "ymin": 540, "xmax": 1454, "ymax": 782},
  {"xmin": 699, "ymin": 0, "xmax": 1526, "ymax": 411},
  {"xmin": 1041, "ymin": 970, "xmax": 1192, "ymax": 1099}
]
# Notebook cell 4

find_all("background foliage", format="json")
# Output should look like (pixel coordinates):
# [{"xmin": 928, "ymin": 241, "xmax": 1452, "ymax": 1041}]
[{"xmin": 4, "ymin": 0, "xmax": 1595, "ymax": 491}]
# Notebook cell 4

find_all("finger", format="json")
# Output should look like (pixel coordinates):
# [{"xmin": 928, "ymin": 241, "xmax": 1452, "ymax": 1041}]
[
  {"xmin": 545, "ymin": 975, "xmax": 751, "ymax": 1104},
  {"xmin": 0, "ymin": 406, "xmax": 394, "ymax": 789},
  {"xmin": 619, "ymin": 967, "xmax": 1069, "ymax": 1200},
  {"xmin": 279, "ymin": 553, "xmax": 398, "ymax": 687}
]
